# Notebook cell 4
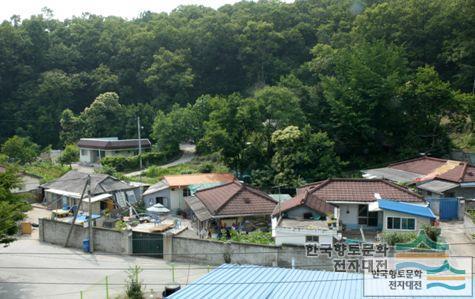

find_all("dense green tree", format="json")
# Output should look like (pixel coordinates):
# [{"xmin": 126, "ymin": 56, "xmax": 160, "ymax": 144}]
[
  {"xmin": 1, "ymin": 136, "xmax": 39, "ymax": 164},
  {"xmin": 144, "ymin": 47, "xmax": 194, "ymax": 107},
  {"xmin": 80, "ymin": 92, "xmax": 124, "ymax": 137},
  {"xmin": 271, "ymin": 126, "xmax": 344, "ymax": 186},
  {"xmin": 0, "ymin": 166, "xmax": 30, "ymax": 245},
  {"xmin": 58, "ymin": 144, "xmax": 79, "ymax": 166}
]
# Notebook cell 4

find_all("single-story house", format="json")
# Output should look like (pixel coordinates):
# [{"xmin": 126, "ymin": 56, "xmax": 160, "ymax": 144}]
[
  {"xmin": 362, "ymin": 156, "xmax": 475, "ymax": 200},
  {"xmin": 77, "ymin": 137, "xmax": 151, "ymax": 164},
  {"xmin": 271, "ymin": 190, "xmax": 339, "ymax": 246},
  {"xmin": 296, "ymin": 178, "xmax": 428, "ymax": 232},
  {"xmin": 185, "ymin": 180, "xmax": 278, "ymax": 233},
  {"xmin": 41, "ymin": 170, "xmax": 139, "ymax": 215},
  {"xmin": 142, "ymin": 173, "xmax": 235, "ymax": 211}
]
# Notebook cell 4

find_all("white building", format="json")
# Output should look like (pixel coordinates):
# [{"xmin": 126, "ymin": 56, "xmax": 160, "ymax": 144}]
[{"xmin": 77, "ymin": 137, "xmax": 151, "ymax": 164}]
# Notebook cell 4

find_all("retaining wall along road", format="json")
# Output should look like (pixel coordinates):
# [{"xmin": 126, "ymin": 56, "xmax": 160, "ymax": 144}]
[{"xmin": 39, "ymin": 218, "xmax": 132, "ymax": 254}]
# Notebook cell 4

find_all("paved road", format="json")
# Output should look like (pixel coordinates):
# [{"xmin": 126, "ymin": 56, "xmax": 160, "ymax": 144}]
[
  {"xmin": 124, "ymin": 143, "xmax": 196, "ymax": 178},
  {"xmin": 439, "ymin": 220, "xmax": 475, "ymax": 267},
  {"xmin": 0, "ymin": 239, "xmax": 208, "ymax": 299}
]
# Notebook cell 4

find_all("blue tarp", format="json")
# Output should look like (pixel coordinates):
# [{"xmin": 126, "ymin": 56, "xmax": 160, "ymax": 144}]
[{"xmin": 378, "ymin": 199, "xmax": 436, "ymax": 219}]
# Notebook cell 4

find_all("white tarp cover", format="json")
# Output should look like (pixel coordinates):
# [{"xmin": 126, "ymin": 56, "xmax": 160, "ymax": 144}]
[{"xmin": 146, "ymin": 203, "xmax": 170, "ymax": 213}]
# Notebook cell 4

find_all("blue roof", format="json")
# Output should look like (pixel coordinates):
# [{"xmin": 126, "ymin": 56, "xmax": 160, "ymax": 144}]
[
  {"xmin": 168, "ymin": 264, "xmax": 465, "ymax": 299},
  {"xmin": 378, "ymin": 199, "xmax": 436, "ymax": 219}
]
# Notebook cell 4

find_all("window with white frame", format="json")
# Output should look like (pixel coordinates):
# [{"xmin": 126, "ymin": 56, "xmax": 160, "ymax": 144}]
[{"xmin": 387, "ymin": 217, "xmax": 415, "ymax": 230}]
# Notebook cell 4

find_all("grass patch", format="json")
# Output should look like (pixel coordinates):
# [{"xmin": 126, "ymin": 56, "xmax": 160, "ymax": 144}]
[
  {"xmin": 23, "ymin": 161, "xmax": 70, "ymax": 183},
  {"xmin": 381, "ymin": 231, "xmax": 418, "ymax": 246}
]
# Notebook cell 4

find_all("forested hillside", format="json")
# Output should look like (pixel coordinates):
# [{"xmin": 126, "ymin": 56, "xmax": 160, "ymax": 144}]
[{"xmin": 1, "ymin": 0, "xmax": 474, "ymax": 184}]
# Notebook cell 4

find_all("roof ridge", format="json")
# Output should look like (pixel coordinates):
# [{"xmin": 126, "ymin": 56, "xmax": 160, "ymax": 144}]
[
  {"xmin": 389, "ymin": 156, "xmax": 447, "ymax": 167},
  {"xmin": 193, "ymin": 179, "xmax": 236, "ymax": 195}
]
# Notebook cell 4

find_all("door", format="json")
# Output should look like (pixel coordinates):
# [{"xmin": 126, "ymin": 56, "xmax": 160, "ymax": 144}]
[
  {"xmin": 132, "ymin": 232, "xmax": 163, "ymax": 258},
  {"xmin": 439, "ymin": 198, "xmax": 459, "ymax": 221},
  {"xmin": 368, "ymin": 212, "xmax": 378, "ymax": 227}
]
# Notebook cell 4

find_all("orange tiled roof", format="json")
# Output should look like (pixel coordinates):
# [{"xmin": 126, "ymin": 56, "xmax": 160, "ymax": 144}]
[{"xmin": 164, "ymin": 173, "xmax": 235, "ymax": 188}]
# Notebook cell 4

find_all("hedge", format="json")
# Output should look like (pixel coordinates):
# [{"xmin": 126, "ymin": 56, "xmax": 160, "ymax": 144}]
[{"xmin": 101, "ymin": 151, "xmax": 177, "ymax": 172}]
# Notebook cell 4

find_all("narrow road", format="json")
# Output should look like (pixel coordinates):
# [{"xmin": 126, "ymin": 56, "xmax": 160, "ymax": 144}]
[
  {"xmin": 439, "ymin": 220, "xmax": 475, "ymax": 267},
  {"xmin": 0, "ymin": 239, "xmax": 208, "ymax": 299},
  {"xmin": 124, "ymin": 143, "xmax": 196, "ymax": 178}
]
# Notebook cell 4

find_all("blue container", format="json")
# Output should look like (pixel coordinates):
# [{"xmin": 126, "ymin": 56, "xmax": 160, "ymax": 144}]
[{"xmin": 82, "ymin": 239, "xmax": 90, "ymax": 252}]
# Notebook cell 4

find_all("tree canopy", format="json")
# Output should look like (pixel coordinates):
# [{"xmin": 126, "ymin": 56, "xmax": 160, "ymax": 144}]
[{"xmin": 0, "ymin": 0, "xmax": 473, "ymax": 183}]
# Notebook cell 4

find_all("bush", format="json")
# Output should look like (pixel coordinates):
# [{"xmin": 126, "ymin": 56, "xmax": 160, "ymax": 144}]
[
  {"xmin": 219, "ymin": 230, "xmax": 274, "ymax": 245},
  {"xmin": 422, "ymin": 224, "xmax": 441, "ymax": 242},
  {"xmin": 101, "ymin": 151, "xmax": 176, "ymax": 172},
  {"xmin": 381, "ymin": 231, "xmax": 417, "ymax": 245},
  {"xmin": 125, "ymin": 266, "xmax": 144, "ymax": 299}
]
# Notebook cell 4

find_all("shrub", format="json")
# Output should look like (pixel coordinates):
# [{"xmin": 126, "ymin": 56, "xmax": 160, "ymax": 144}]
[
  {"xmin": 101, "ymin": 151, "xmax": 176, "ymax": 172},
  {"xmin": 422, "ymin": 224, "xmax": 441, "ymax": 242},
  {"xmin": 125, "ymin": 266, "xmax": 144, "ymax": 299},
  {"xmin": 381, "ymin": 232, "xmax": 417, "ymax": 245}
]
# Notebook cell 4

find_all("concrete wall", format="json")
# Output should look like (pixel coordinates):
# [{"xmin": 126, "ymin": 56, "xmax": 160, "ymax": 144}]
[
  {"xmin": 463, "ymin": 212, "xmax": 475, "ymax": 238},
  {"xmin": 382, "ymin": 210, "xmax": 430, "ymax": 232},
  {"xmin": 39, "ymin": 218, "xmax": 131, "ymax": 254},
  {"xmin": 169, "ymin": 234, "xmax": 336, "ymax": 270}
]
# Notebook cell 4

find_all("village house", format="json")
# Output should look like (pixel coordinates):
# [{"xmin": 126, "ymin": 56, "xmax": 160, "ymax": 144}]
[
  {"xmin": 362, "ymin": 156, "xmax": 475, "ymax": 199},
  {"xmin": 185, "ymin": 180, "xmax": 278, "ymax": 236},
  {"xmin": 40, "ymin": 170, "xmax": 139, "ymax": 216},
  {"xmin": 142, "ymin": 173, "xmax": 235, "ymax": 211},
  {"xmin": 272, "ymin": 191, "xmax": 339, "ymax": 246},
  {"xmin": 295, "ymin": 178, "xmax": 431, "ymax": 232},
  {"xmin": 77, "ymin": 137, "xmax": 151, "ymax": 164}
]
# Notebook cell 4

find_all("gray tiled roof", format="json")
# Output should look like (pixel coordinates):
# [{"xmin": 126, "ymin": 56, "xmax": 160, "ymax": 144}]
[{"xmin": 41, "ymin": 170, "xmax": 133, "ymax": 195}]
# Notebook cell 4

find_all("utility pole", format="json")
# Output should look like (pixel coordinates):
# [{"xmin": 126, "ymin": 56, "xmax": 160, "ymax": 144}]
[
  {"xmin": 87, "ymin": 174, "xmax": 93, "ymax": 253},
  {"xmin": 137, "ymin": 116, "xmax": 143, "ymax": 180},
  {"xmin": 65, "ymin": 177, "xmax": 89, "ymax": 247}
]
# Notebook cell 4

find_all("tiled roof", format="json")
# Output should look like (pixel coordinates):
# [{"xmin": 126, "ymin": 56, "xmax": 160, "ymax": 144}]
[
  {"xmin": 272, "ymin": 191, "xmax": 335, "ymax": 216},
  {"xmin": 164, "ymin": 173, "xmax": 235, "ymax": 188},
  {"xmin": 298, "ymin": 178, "xmax": 424, "ymax": 203},
  {"xmin": 389, "ymin": 156, "xmax": 474, "ymax": 183},
  {"xmin": 194, "ymin": 181, "xmax": 277, "ymax": 217},
  {"xmin": 77, "ymin": 138, "xmax": 151, "ymax": 150}
]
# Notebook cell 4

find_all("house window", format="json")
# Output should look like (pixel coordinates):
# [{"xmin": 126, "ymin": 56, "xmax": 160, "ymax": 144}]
[
  {"xmin": 305, "ymin": 236, "xmax": 319, "ymax": 243},
  {"xmin": 426, "ymin": 191, "xmax": 432, "ymax": 196},
  {"xmin": 358, "ymin": 205, "xmax": 368, "ymax": 225},
  {"xmin": 446, "ymin": 192, "xmax": 455, "ymax": 198},
  {"xmin": 80, "ymin": 149, "xmax": 86, "ymax": 155},
  {"xmin": 387, "ymin": 217, "xmax": 415, "ymax": 230},
  {"xmin": 183, "ymin": 188, "xmax": 191, "ymax": 197},
  {"xmin": 156, "ymin": 197, "xmax": 164, "ymax": 205}
]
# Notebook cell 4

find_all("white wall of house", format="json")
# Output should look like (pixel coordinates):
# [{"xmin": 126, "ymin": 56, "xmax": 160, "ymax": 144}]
[
  {"xmin": 274, "ymin": 226, "xmax": 336, "ymax": 246},
  {"xmin": 143, "ymin": 188, "xmax": 171, "ymax": 209},
  {"xmin": 79, "ymin": 148, "xmax": 141, "ymax": 163},
  {"xmin": 382, "ymin": 210, "xmax": 431, "ymax": 232}
]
